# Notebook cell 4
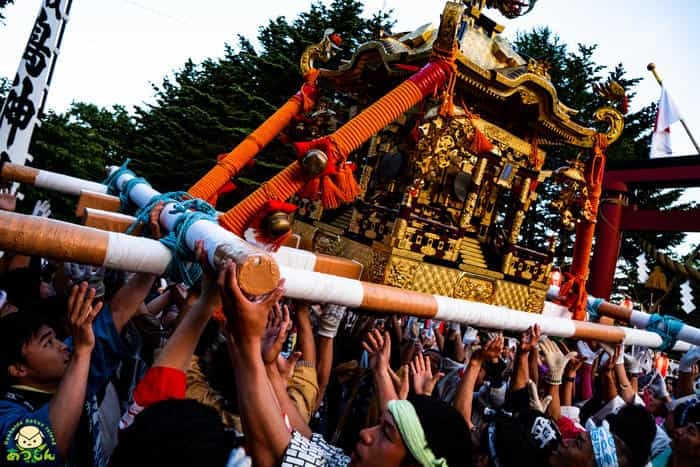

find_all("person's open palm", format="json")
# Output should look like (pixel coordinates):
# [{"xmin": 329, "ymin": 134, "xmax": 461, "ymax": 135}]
[
  {"xmin": 362, "ymin": 328, "xmax": 391, "ymax": 372},
  {"xmin": 409, "ymin": 353, "xmax": 443, "ymax": 396},
  {"xmin": 261, "ymin": 302, "xmax": 291, "ymax": 365},
  {"xmin": 67, "ymin": 282, "xmax": 103, "ymax": 353}
]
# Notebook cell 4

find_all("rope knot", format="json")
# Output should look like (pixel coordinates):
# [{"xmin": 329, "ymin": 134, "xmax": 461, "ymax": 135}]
[{"xmin": 647, "ymin": 314, "xmax": 684, "ymax": 352}]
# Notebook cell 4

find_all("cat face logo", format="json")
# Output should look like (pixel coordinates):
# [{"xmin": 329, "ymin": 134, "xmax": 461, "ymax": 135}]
[{"xmin": 14, "ymin": 426, "xmax": 44, "ymax": 450}]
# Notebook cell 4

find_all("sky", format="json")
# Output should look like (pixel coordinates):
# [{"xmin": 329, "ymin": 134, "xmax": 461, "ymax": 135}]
[{"xmin": 0, "ymin": 0, "xmax": 698, "ymax": 250}]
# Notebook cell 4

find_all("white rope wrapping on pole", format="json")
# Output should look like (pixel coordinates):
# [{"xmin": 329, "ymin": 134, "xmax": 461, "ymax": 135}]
[
  {"xmin": 548, "ymin": 285, "xmax": 699, "ymax": 348},
  {"xmin": 278, "ymin": 266, "xmax": 689, "ymax": 351},
  {"xmin": 0, "ymin": 210, "xmax": 689, "ymax": 350}
]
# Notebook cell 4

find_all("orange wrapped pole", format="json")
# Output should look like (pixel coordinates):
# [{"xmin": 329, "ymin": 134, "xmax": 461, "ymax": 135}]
[
  {"xmin": 562, "ymin": 134, "xmax": 607, "ymax": 320},
  {"xmin": 187, "ymin": 70, "xmax": 320, "ymax": 202},
  {"xmin": 219, "ymin": 58, "xmax": 454, "ymax": 236}
]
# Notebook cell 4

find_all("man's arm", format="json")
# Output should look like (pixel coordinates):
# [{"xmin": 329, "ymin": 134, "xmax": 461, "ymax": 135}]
[
  {"xmin": 154, "ymin": 242, "xmax": 219, "ymax": 371},
  {"xmin": 219, "ymin": 261, "xmax": 290, "ymax": 466},
  {"xmin": 512, "ymin": 325, "xmax": 540, "ymax": 392},
  {"xmin": 109, "ymin": 272, "xmax": 157, "ymax": 333},
  {"xmin": 561, "ymin": 355, "xmax": 583, "ymax": 407},
  {"xmin": 316, "ymin": 303, "xmax": 346, "ymax": 403},
  {"xmin": 363, "ymin": 329, "xmax": 399, "ymax": 411},
  {"xmin": 49, "ymin": 283, "xmax": 101, "ymax": 458},
  {"xmin": 454, "ymin": 336, "xmax": 502, "ymax": 428},
  {"xmin": 454, "ymin": 351, "xmax": 483, "ymax": 429},
  {"xmin": 295, "ymin": 302, "xmax": 316, "ymax": 366},
  {"xmin": 261, "ymin": 303, "xmax": 314, "ymax": 438}
]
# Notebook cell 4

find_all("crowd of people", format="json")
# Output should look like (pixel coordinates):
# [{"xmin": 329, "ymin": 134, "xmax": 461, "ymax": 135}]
[{"xmin": 0, "ymin": 192, "xmax": 699, "ymax": 467}]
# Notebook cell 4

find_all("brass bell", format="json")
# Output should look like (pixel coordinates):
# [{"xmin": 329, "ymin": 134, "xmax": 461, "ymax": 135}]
[
  {"xmin": 261, "ymin": 211, "xmax": 292, "ymax": 238},
  {"xmin": 301, "ymin": 149, "xmax": 329, "ymax": 177}
]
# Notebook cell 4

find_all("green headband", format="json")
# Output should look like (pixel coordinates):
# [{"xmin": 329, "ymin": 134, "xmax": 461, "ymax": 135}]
[{"xmin": 387, "ymin": 400, "xmax": 448, "ymax": 467}]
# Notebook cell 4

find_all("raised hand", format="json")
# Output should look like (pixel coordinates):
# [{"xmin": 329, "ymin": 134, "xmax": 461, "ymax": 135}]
[
  {"xmin": 623, "ymin": 351, "xmax": 642, "ymax": 376},
  {"xmin": 648, "ymin": 371, "xmax": 670, "ymax": 399},
  {"xmin": 362, "ymin": 328, "xmax": 391, "ymax": 372},
  {"xmin": 519, "ymin": 324, "xmax": 541, "ymax": 354},
  {"xmin": 576, "ymin": 340, "xmax": 602, "ymax": 365},
  {"xmin": 388, "ymin": 365, "xmax": 409, "ymax": 400},
  {"xmin": 276, "ymin": 351, "xmax": 301, "ymax": 382},
  {"xmin": 31, "ymin": 199, "xmax": 52, "ymax": 218},
  {"xmin": 599, "ymin": 343, "xmax": 622, "ymax": 372},
  {"xmin": 217, "ymin": 260, "xmax": 285, "ymax": 349},
  {"xmin": 679, "ymin": 345, "xmax": 700, "ymax": 373},
  {"xmin": 0, "ymin": 188, "xmax": 17, "ymax": 212},
  {"xmin": 409, "ymin": 353, "xmax": 443, "ymax": 396},
  {"xmin": 565, "ymin": 353, "xmax": 584, "ymax": 378},
  {"xmin": 528, "ymin": 380, "xmax": 552, "ymax": 413},
  {"xmin": 262, "ymin": 302, "xmax": 291, "ymax": 365},
  {"xmin": 193, "ymin": 240, "xmax": 219, "ymax": 303},
  {"xmin": 540, "ymin": 337, "xmax": 576, "ymax": 385},
  {"xmin": 483, "ymin": 333, "xmax": 504, "ymax": 362},
  {"xmin": 67, "ymin": 282, "xmax": 103, "ymax": 354},
  {"xmin": 317, "ymin": 304, "xmax": 346, "ymax": 339},
  {"xmin": 148, "ymin": 201, "xmax": 165, "ymax": 240}
]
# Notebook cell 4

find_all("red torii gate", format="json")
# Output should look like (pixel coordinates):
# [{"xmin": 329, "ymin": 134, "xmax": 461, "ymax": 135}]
[{"xmin": 589, "ymin": 155, "xmax": 700, "ymax": 299}]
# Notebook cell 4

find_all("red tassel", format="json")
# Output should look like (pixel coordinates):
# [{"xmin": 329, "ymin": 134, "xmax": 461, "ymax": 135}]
[
  {"xmin": 299, "ymin": 177, "xmax": 320, "ymax": 200},
  {"xmin": 558, "ymin": 273, "xmax": 588, "ymax": 321},
  {"xmin": 321, "ymin": 176, "xmax": 344, "ymax": 209},
  {"xmin": 470, "ymin": 127, "xmax": 494, "ymax": 154},
  {"xmin": 338, "ymin": 163, "xmax": 360, "ymax": 201}
]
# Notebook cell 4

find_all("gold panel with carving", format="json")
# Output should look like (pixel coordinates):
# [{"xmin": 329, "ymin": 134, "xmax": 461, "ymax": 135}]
[
  {"xmin": 526, "ymin": 287, "xmax": 547, "ymax": 313},
  {"xmin": 454, "ymin": 274, "xmax": 494, "ymax": 303},
  {"xmin": 386, "ymin": 256, "xmax": 420, "ymax": 290}
]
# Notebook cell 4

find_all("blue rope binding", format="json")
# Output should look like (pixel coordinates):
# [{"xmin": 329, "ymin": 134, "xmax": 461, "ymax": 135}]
[
  {"xmin": 586, "ymin": 296, "xmax": 605, "ymax": 322},
  {"xmin": 129, "ymin": 193, "xmax": 218, "ymax": 286},
  {"xmin": 102, "ymin": 159, "xmax": 153, "ymax": 212},
  {"xmin": 646, "ymin": 314, "xmax": 684, "ymax": 352},
  {"xmin": 103, "ymin": 159, "xmax": 134, "ymax": 196}
]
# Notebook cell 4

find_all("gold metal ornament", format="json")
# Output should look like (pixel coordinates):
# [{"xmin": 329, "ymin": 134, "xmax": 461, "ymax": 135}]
[
  {"xmin": 262, "ymin": 211, "xmax": 292, "ymax": 238},
  {"xmin": 300, "ymin": 149, "xmax": 329, "ymax": 177}
]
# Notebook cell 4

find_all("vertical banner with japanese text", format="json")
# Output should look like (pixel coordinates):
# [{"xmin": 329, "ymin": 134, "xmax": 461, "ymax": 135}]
[{"xmin": 0, "ymin": 0, "xmax": 72, "ymax": 167}]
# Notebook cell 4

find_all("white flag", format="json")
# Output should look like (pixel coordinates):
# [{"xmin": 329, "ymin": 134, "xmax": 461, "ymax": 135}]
[{"xmin": 649, "ymin": 86, "xmax": 682, "ymax": 158}]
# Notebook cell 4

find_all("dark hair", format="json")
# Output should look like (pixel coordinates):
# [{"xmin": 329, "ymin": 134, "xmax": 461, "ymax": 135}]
[
  {"xmin": 110, "ymin": 399, "xmax": 234, "ymax": 467},
  {"xmin": 607, "ymin": 404, "xmax": 656, "ymax": 467},
  {"xmin": 487, "ymin": 409, "xmax": 561, "ymax": 467},
  {"xmin": 409, "ymin": 395, "xmax": 472, "ymax": 466},
  {"xmin": 0, "ymin": 312, "xmax": 49, "ymax": 389},
  {"xmin": 674, "ymin": 397, "xmax": 700, "ymax": 428},
  {"xmin": 0, "ymin": 267, "xmax": 42, "ymax": 311}
]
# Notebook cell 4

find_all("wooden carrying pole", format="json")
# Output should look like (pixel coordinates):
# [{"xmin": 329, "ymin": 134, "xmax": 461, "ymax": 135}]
[
  {"xmin": 548, "ymin": 285, "xmax": 700, "ymax": 348},
  {"xmin": 81, "ymin": 207, "xmax": 364, "ymax": 280},
  {"xmin": 1, "ymin": 162, "xmax": 108, "ymax": 196},
  {"xmin": 1, "ymin": 163, "xmax": 364, "ymax": 282},
  {"xmin": 0, "ymin": 162, "xmax": 283, "ymax": 295},
  {"xmin": 0, "ymin": 210, "xmax": 689, "ymax": 351}
]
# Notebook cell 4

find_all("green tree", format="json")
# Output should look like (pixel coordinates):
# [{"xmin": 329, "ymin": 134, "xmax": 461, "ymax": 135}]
[
  {"xmin": 19, "ymin": 103, "xmax": 135, "ymax": 219},
  {"xmin": 128, "ymin": 0, "xmax": 394, "ymax": 202},
  {"xmin": 513, "ymin": 27, "xmax": 692, "ymax": 321}
]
